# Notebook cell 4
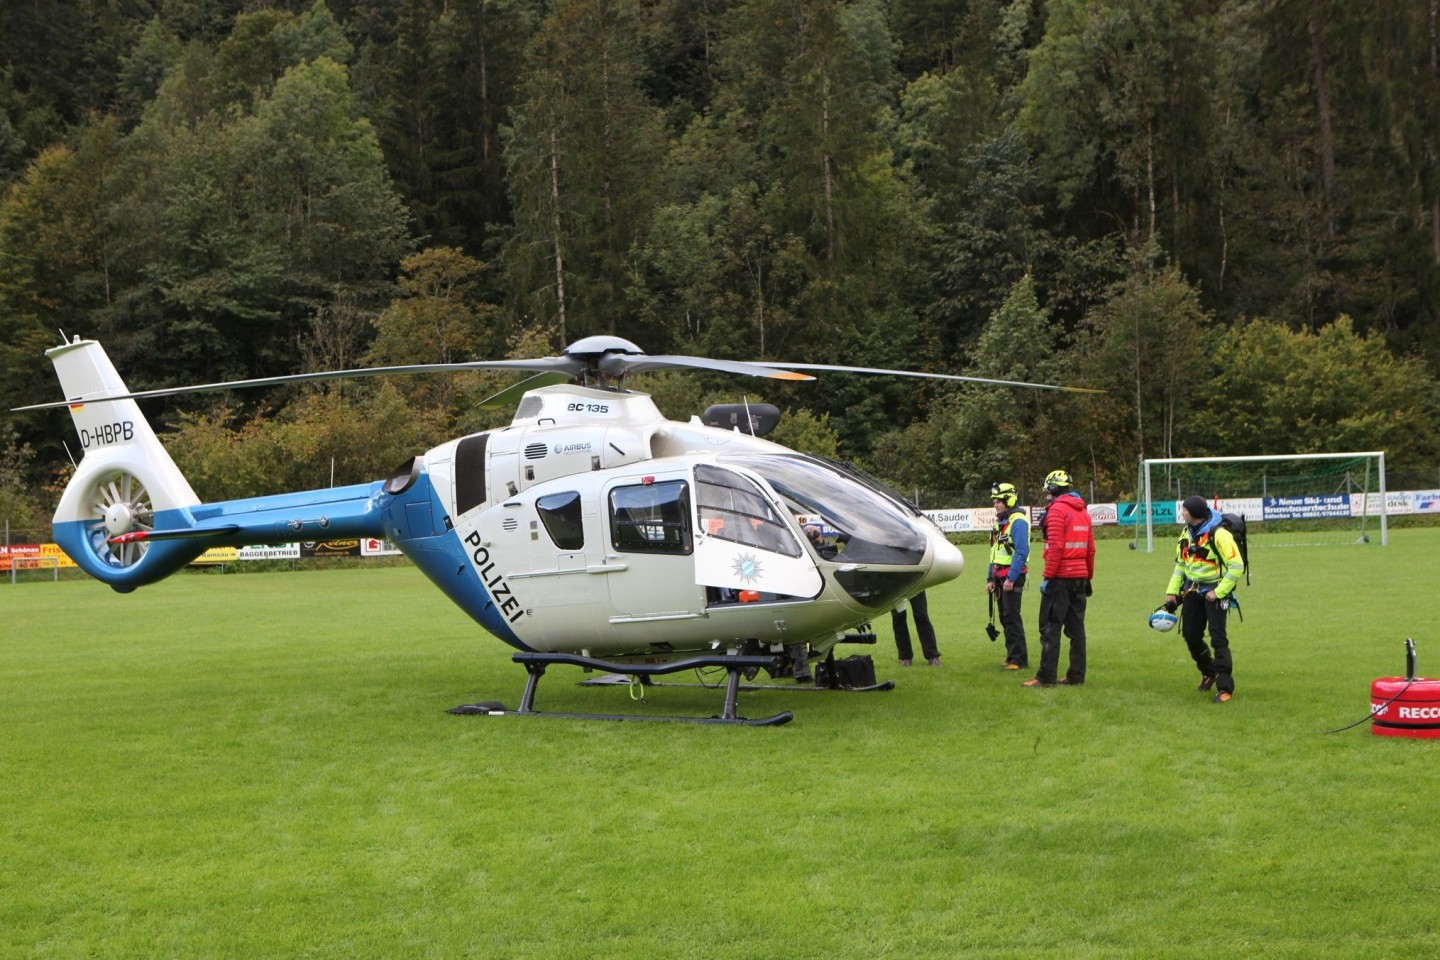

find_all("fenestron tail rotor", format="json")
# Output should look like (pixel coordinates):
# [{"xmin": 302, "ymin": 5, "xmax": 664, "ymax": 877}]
[{"xmin": 88, "ymin": 469, "xmax": 155, "ymax": 568}]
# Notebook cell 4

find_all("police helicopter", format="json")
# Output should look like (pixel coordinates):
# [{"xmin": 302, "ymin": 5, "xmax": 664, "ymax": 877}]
[{"xmin": 19, "ymin": 334, "xmax": 1097, "ymax": 725}]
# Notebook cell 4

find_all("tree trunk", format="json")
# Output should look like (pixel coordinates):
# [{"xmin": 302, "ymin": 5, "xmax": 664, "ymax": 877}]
[
  {"xmin": 1309, "ymin": 4, "xmax": 1337, "ymax": 239},
  {"xmin": 549, "ymin": 125, "xmax": 567, "ymax": 345},
  {"xmin": 1146, "ymin": 117, "xmax": 1157, "ymax": 242},
  {"xmin": 601, "ymin": 41, "xmax": 615, "ymax": 231},
  {"xmin": 1431, "ymin": 0, "xmax": 1439, "ymax": 264},
  {"xmin": 822, "ymin": 72, "xmax": 835, "ymax": 268}
]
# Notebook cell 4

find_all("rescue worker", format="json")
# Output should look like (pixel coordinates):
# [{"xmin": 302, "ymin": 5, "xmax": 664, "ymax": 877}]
[
  {"xmin": 987, "ymin": 482, "xmax": 1030, "ymax": 670},
  {"xmin": 1163, "ymin": 495, "xmax": 1244, "ymax": 703},
  {"xmin": 1024, "ymin": 469, "xmax": 1095, "ymax": 688}
]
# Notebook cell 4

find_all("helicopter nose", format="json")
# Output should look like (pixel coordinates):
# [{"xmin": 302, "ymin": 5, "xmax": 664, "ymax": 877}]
[{"xmin": 917, "ymin": 534, "xmax": 964, "ymax": 590}]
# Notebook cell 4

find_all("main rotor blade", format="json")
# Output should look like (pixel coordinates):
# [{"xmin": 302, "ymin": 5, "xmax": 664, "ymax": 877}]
[
  {"xmin": 11, "ymin": 357, "xmax": 587, "ymax": 411},
  {"xmin": 473, "ymin": 371, "xmax": 576, "ymax": 409},
  {"xmin": 603, "ymin": 354, "xmax": 814, "ymax": 380},
  {"xmin": 747, "ymin": 362, "xmax": 1104, "ymax": 393}
]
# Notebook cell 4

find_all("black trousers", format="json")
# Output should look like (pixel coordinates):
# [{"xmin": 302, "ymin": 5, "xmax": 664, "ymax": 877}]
[
  {"xmin": 1036, "ymin": 578, "xmax": 1087, "ymax": 683},
  {"xmin": 1180, "ymin": 589, "xmax": 1234, "ymax": 694},
  {"xmin": 992, "ymin": 574, "xmax": 1028, "ymax": 666},
  {"xmin": 893, "ymin": 591, "xmax": 940, "ymax": 661}
]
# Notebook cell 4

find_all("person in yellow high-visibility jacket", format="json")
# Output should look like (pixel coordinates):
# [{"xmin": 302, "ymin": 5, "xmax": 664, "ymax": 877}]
[
  {"xmin": 1163, "ymin": 495, "xmax": 1245, "ymax": 703},
  {"xmin": 987, "ymin": 482, "xmax": 1030, "ymax": 670}
]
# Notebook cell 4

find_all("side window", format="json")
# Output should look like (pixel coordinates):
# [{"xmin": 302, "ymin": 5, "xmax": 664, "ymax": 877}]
[
  {"xmin": 695, "ymin": 464, "xmax": 801, "ymax": 558},
  {"xmin": 610, "ymin": 481, "xmax": 692, "ymax": 554},
  {"xmin": 454, "ymin": 434, "xmax": 489, "ymax": 515},
  {"xmin": 536, "ymin": 491, "xmax": 584, "ymax": 550}
]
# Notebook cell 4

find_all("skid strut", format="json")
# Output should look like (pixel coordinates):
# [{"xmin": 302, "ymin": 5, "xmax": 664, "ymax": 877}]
[{"xmin": 449, "ymin": 652, "xmax": 793, "ymax": 726}]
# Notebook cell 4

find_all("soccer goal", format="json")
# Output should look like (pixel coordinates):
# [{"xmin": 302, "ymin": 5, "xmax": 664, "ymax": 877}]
[{"xmin": 1137, "ymin": 452, "xmax": 1387, "ymax": 552}]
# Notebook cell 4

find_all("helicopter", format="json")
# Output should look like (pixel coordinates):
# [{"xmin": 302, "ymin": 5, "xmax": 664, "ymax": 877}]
[{"xmin": 19, "ymin": 334, "xmax": 1097, "ymax": 725}]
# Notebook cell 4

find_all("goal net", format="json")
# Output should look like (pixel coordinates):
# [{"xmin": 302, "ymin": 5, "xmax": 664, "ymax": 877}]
[{"xmin": 1138, "ymin": 452, "xmax": 1387, "ymax": 552}]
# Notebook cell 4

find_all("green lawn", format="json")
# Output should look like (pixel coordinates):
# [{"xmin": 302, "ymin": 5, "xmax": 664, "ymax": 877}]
[{"xmin": 3, "ymin": 531, "xmax": 1439, "ymax": 959}]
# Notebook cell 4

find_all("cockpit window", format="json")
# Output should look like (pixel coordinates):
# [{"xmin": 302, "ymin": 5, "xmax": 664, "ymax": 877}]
[
  {"xmin": 694, "ymin": 464, "xmax": 802, "ymax": 558},
  {"xmin": 720, "ymin": 455, "xmax": 927, "ymax": 565},
  {"xmin": 813, "ymin": 455, "xmax": 923, "ymax": 516},
  {"xmin": 609, "ymin": 481, "xmax": 692, "ymax": 554},
  {"xmin": 536, "ymin": 491, "xmax": 584, "ymax": 550}
]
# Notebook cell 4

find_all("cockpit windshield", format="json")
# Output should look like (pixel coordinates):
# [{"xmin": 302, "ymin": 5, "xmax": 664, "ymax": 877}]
[
  {"xmin": 811, "ymin": 455, "xmax": 923, "ymax": 516},
  {"xmin": 721, "ymin": 454, "xmax": 928, "ymax": 565}
]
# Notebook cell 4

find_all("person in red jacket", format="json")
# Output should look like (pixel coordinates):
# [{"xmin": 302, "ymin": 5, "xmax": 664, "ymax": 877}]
[{"xmin": 1023, "ymin": 469, "xmax": 1095, "ymax": 688}]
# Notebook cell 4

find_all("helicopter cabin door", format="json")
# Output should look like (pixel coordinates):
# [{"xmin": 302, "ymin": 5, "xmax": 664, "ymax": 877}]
[
  {"xmin": 603, "ymin": 473, "xmax": 706, "ymax": 619},
  {"xmin": 691, "ymin": 463, "xmax": 822, "ymax": 602}
]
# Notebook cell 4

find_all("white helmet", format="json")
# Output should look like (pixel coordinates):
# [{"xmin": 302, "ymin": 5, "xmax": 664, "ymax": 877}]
[{"xmin": 1148, "ymin": 607, "xmax": 1178, "ymax": 632}]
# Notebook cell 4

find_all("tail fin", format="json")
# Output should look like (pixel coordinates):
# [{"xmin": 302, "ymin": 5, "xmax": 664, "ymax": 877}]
[{"xmin": 48, "ymin": 338, "xmax": 204, "ymax": 591}]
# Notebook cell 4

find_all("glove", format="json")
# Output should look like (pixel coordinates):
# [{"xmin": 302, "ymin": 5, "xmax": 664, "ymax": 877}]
[
  {"xmin": 1163, "ymin": 598, "xmax": 1177, "ymax": 613},
  {"xmin": 1039, "ymin": 579, "xmax": 1049, "ymax": 595},
  {"xmin": 1084, "ymin": 580, "xmax": 1093, "ymax": 597}
]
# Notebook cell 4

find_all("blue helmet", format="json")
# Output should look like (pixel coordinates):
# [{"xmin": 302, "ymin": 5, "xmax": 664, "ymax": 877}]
[{"xmin": 1148, "ymin": 607, "xmax": 1178, "ymax": 632}]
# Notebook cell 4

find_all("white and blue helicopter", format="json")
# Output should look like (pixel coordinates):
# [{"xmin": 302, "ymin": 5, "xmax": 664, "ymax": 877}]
[{"xmin": 21, "ymin": 335, "xmax": 1095, "ymax": 725}]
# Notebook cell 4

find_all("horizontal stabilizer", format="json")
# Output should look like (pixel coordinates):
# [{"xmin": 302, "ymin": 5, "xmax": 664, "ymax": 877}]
[{"xmin": 108, "ymin": 525, "xmax": 241, "ymax": 544}]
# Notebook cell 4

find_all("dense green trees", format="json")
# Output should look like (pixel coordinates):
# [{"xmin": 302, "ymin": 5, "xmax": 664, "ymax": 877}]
[{"xmin": 2, "ymin": 0, "xmax": 1439, "ymax": 515}]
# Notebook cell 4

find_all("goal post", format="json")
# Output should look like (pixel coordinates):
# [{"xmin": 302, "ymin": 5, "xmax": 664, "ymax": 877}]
[{"xmin": 1140, "ymin": 452, "xmax": 1387, "ymax": 552}]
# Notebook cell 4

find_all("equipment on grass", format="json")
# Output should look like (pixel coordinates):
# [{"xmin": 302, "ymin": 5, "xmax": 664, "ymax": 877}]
[
  {"xmin": 19, "ymin": 335, "xmax": 1098, "ymax": 725},
  {"xmin": 815, "ymin": 654, "xmax": 877, "ymax": 689},
  {"xmin": 1371, "ymin": 639, "xmax": 1440, "ymax": 740}
]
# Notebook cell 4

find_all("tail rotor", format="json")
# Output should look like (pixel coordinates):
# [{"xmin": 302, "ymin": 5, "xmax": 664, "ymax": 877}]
[
  {"xmin": 42, "ymin": 337, "xmax": 202, "ymax": 589},
  {"xmin": 88, "ymin": 469, "xmax": 155, "ymax": 567}
]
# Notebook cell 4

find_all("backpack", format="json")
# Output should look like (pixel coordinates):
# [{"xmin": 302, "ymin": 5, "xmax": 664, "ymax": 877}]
[{"xmin": 1216, "ymin": 513, "xmax": 1250, "ymax": 586}]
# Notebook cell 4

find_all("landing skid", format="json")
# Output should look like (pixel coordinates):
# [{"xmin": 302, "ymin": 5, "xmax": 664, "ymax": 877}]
[
  {"xmin": 575, "ymin": 644, "xmax": 895, "ymax": 693},
  {"xmin": 570, "ymin": 644, "xmax": 892, "ymax": 699},
  {"xmin": 617, "ymin": 678, "xmax": 896, "ymax": 694},
  {"xmin": 448, "ymin": 652, "xmax": 794, "ymax": 726}
]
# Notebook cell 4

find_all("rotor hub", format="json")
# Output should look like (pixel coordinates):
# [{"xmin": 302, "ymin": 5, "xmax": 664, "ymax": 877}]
[{"xmin": 103, "ymin": 502, "xmax": 135, "ymax": 536}]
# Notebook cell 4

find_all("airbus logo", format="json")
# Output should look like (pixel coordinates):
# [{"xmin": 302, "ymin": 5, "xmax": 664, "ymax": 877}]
[{"xmin": 554, "ymin": 442, "xmax": 592, "ymax": 455}]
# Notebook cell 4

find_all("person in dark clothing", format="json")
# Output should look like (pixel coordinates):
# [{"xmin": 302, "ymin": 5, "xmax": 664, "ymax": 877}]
[
  {"xmin": 1164, "ymin": 495, "xmax": 1245, "ymax": 703},
  {"xmin": 892, "ymin": 591, "xmax": 941, "ymax": 666},
  {"xmin": 1024, "ymin": 469, "xmax": 1095, "ymax": 688},
  {"xmin": 987, "ymin": 481, "xmax": 1030, "ymax": 670}
]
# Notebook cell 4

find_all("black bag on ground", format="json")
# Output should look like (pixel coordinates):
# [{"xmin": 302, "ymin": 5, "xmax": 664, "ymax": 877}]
[{"xmin": 816, "ymin": 654, "xmax": 876, "ymax": 688}]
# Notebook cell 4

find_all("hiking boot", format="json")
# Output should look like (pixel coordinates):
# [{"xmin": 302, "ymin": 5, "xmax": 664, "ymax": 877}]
[
  {"xmin": 1002, "ymin": 661, "xmax": 1023, "ymax": 670},
  {"xmin": 1211, "ymin": 691, "xmax": 1232, "ymax": 704},
  {"xmin": 928, "ymin": 657, "xmax": 942, "ymax": 667},
  {"xmin": 1197, "ymin": 674, "xmax": 1217, "ymax": 691},
  {"xmin": 1022, "ymin": 678, "xmax": 1056, "ymax": 688},
  {"xmin": 898, "ymin": 659, "xmax": 912, "ymax": 667},
  {"xmin": 1057, "ymin": 677, "xmax": 1084, "ymax": 686}
]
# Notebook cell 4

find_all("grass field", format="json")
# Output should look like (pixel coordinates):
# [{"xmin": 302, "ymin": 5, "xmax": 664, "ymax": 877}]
[{"xmin": 4, "ymin": 531, "xmax": 1439, "ymax": 959}]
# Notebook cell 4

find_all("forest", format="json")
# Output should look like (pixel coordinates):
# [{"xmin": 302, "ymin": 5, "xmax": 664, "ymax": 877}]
[{"xmin": 2, "ymin": 0, "xmax": 1439, "ymax": 528}]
